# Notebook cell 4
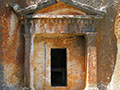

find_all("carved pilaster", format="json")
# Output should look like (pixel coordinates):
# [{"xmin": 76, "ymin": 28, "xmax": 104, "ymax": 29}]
[
  {"xmin": 24, "ymin": 34, "xmax": 31, "ymax": 89},
  {"xmin": 24, "ymin": 19, "xmax": 34, "ymax": 90},
  {"xmin": 84, "ymin": 32, "xmax": 99, "ymax": 90},
  {"xmin": 24, "ymin": 33, "xmax": 35, "ymax": 90}
]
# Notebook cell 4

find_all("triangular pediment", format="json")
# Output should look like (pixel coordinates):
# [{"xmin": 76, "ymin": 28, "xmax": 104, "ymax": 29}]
[
  {"xmin": 10, "ymin": 0, "xmax": 105, "ymax": 17},
  {"xmin": 34, "ymin": 2, "xmax": 87, "ymax": 15}
]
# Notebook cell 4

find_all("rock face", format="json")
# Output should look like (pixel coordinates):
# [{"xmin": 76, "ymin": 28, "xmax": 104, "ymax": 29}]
[{"xmin": 0, "ymin": 0, "xmax": 120, "ymax": 90}]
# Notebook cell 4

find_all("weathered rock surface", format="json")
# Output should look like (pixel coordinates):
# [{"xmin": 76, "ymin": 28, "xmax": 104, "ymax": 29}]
[{"xmin": 0, "ymin": 0, "xmax": 120, "ymax": 90}]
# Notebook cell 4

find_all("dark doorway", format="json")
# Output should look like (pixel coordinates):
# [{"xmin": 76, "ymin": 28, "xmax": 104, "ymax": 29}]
[{"xmin": 51, "ymin": 48, "xmax": 67, "ymax": 86}]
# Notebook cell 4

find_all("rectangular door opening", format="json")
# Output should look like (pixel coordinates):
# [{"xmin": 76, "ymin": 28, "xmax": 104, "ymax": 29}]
[{"xmin": 51, "ymin": 48, "xmax": 67, "ymax": 86}]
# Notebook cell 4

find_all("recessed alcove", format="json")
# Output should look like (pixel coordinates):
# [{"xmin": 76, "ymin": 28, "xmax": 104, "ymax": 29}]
[{"xmin": 32, "ymin": 34, "xmax": 86, "ymax": 90}]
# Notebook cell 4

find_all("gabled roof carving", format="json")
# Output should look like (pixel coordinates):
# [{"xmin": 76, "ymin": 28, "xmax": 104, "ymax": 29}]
[
  {"xmin": 10, "ymin": 0, "xmax": 57, "ymax": 15},
  {"xmin": 10, "ymin": 0, "xmax": 106, "ymax": 17},
  {"xmin": 61, "ymin": 0, "xmax": 105, "ymax": 16}
]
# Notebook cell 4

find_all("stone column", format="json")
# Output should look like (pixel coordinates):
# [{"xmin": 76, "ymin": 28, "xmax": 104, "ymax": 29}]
[
  {"xmin": 24, "ymin": 19, "xmax": 33, "ymax": 90},
  {"xmin": 24, "ymin": 33, "xmax": 35, "ymax": 90},
  {"xmin": 24, "ymin": 34, "xmax": 31, "ymax": 90},
  {"xmin": 84, "ymin": 32, "xmax": 99, "ymax": 90}
]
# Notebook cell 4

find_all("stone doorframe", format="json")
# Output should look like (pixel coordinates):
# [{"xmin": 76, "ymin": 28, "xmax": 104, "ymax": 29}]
[{"xmin": 23, "ymin": 16, "xmax": 99, "ymax": 90}]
